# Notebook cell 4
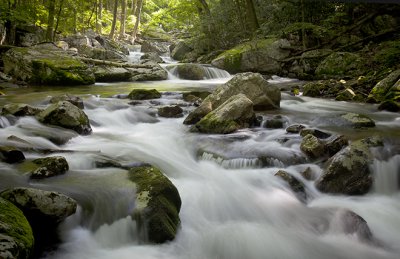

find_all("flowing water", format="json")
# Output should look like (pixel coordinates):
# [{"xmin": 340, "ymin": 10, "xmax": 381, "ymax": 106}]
[{"xmin": 0, "ymin": 66, "xmax": 400, "ymax": 259}]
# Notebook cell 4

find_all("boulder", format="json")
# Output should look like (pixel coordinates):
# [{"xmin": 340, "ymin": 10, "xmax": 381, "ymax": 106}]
[
  {"xmin": 172, "ymin": 64, "xmax": 205, "ymax": 80},
  {"xmin": 49, "ymin": 94, "xmax": 84, "ymax": 109},
  {"xmin": 95, "ymin": 35, "xmax": 130, "ymax": 55},
  {"xmin": 94, "ymin": 66, "xmax": 132, "ymax": 82},
  {"xmin": 182, "ymin": 91, "xmax": 211, "ymax": 102},
  {"xmin": 275, "ymin": 170, "xmax": 306, "ymax": 202},
  {"xmin": 378, "ymin": 100, "xmax": 400, "ymax": 112},
  {"xmin": 315, "ymin": 137, "xmax": 382, "ymax": 195},
  {"xmin": 3, "ymin": 45, "xmax": 95, "ymax": 85},
  {"xmin": 30, "ymin": 156, "xmax": 69, "ymax": 179},
  {"xmin": 264, "ymin": 115, "xmax": 287, "ymax": 129},
  {"xmin": 140, "ymin": 52, "xmax": 164, "ymax": 63},
  {"xmin": 184, "ymin": 73, "xmax": 280, "ymax": 124},
  {"xmin": 158, "ymin": 105, "xmax": 183, "ymax": 118},
  {"xmin": 286, "ymin": 124, "xmax": 306, "ymax": 134},
  {"xmin": 36, "ymin": 101, "xmax": 92, "ymax": 135},
  {"xmin": 368, "ymin": 69, "xmax": 400, "ymax": 103},
  {"xmin": 211, "ymin": 39, "xmax": 290, "ymax": 74},
  {"xmin": 129, "ymin": 61, "xmax": 168, "ymax": 81},
  {"xmin": 128, "ymin": 89, "xmax": 161, "ymax": 100},
  {"xmin": 315, "ymin": 52, "xmax": 364, "ymax": 78},
  {"xmin": 1, "ymin": 104, "xmax": 42, "ymax": 116},
  {"xmin": 300, "ymin": 128, "xmax": 331, "ymax": 139},
  {"xmin": 171, "ymin": 41, "xmax": 193, "ymax": 61},
  {"xmin": 300, "ymin": 134, "xmax": 326, "ymax": 159},
  {"xmin": 326, "ymin": 135, "xmax": 349, "ymax": 157},
  {"xmin": 0, "ymin": 198, "xmax": 34, "ymax": 259},
  {"xmin": 335, "ymin": 88, "xmax": 356, "ymax": 101},
  {"xmin": 191, "ymin": 94, "xmax": 255, "ymax": 134},
  {"xmin": 332, "ymin": 209, "xmax": 373, "ymax": 244},
  {"xmin": 339, "ymin": 113, "xmax": 375, "ymax": 128},
  {"xmin": 128, "ymin": 166, "xmax": 181, "ymax": 244},
  {"xmin": 141, "ymin": 41, "xmax": 170, "ymax": 55},
  {"xmin": 0, "ymin": 146, "xmax": 25, "ymax": 163}
]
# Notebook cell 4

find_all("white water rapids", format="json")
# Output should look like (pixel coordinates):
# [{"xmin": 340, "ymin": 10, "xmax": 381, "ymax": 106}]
[{"xmin": 0, "ymin": 69, "xmax": 400, "ymax": 259}]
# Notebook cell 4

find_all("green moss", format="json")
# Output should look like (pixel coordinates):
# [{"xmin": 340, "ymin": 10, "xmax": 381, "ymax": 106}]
[
  {"xmin": 0, "ymin": 198, "xmax": 34, "ymax": 259},
  {"xmin": 128, "ymin": 89, "xmax": 161, "ymax": 100},
  {"xmin": 193, "ymin": 113, "xmax": 239, "ymax": 134},
  {"xmin": 316, "ymin": 52, "xmax": 364, "ymax": 77},
  {"xmin": 373, "ymin": 41, "xmax": 400, "ymax": 68}
]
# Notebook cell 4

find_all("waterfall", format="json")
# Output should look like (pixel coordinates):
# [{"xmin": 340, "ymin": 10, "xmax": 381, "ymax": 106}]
[
  {"xmin": 372, "ymin": 155, "xmax": 400, "ymax": 194},
  {"xmin": 164, "ymin": 64, "xmax": 231, "ymax": 80}
]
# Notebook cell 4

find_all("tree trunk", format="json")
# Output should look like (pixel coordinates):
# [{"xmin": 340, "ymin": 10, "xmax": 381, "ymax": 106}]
[
  {"xmin": 46, "ymin": 0, "xmax": 56, "ymax": 41},
  {"xmin": 53, "ymin": 0, "xmax": 64, "ymax": 40},
  {"xmin": 119, "ymin": 0, "xmax": 127, "ymax": 38},
  {"xmin": 109, "ymin": 0, "xmax": 119, "ymax": 39},
  {"xmin": 245, "ymin": 0, "xmax": 259, "ymax": 32},
  {"xmin": 97, "ymin": 0, "xmax": 103, "ymax": 34},
  {"xmin": 131, "ymin": 0, "xmax": 143, "ymax": 44},
  {"xmin": 197, "ymin": 0, "xmax": 210, "ymax": 15},
  {"xmin": 301, "ymin": 0, "xmax": 306, "ymax": 50},
  {"xmin": 73, "ymin": 7, "xmax": 77, "ymax": 33}
]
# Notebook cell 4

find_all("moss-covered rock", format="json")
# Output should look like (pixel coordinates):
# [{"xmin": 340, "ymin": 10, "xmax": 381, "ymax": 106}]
[
  {"xmin": 300, "ymin": 134, "xmax": 326, "ymax": 159},
  {"xmin": 264, "ymin": 115, "xmax": 287, "ymax": 129},
  {"xmin": 140, "ymin": 52, "xmax": 164, "ymax": 63},
  {"xmin": 368, "ymin": 69, "xmax": 400, "ymax": 103},
  {"xmin": 184, "ymin": 72, "xmax": 280, "ymax": 125},
  {"xmin": 339, "ymin": 113, "xmax": 375, "ymax": 128},
  {"xmin": 49, "ymin": 94, "xmax": 84, "ymax": 109},
  {"xmin": 315, "ymin": 137, "xmax": 382, "ymax": 195},
  {"xmin": 172, "ymin": 64, "xmax": 205, "ymax": 80},
  {"xmin": 30, "ymin": 156, "xmax": 69, "ymax": 179},
  {"xmin": 315, "ymin": 52, "xmax": 364, "ymax": 78},
  {"xmin": 1, "ymin": 104, "xmax": 42, "ymax": 116},
  {"xmin": 0, "ymin": 197, "xmax": 34, "ymax": 259},
  {"xmin": 325, "ymin": 135, "xmax": 349, "ymax": 157},
  {"xmin": 128, "ymin": 89, "xmax": 161, "ymax": 100},
  {"xmin": 275, "ymin": 170, "xmax": 306, "ymax": 202},
  {"xmin": 94, "ymin": 66, "xmax": 132, "ymax": 82},
  {"xmin": 182, "ymin": 91, "xmax": 211, "ymax": 102},
  {"xmin": 128, "ymin": 166, "xmax": 181, "ymax": 244},
  {"xmin": 158, "ymin": 105, "xmax": 183, "ymax": 118},
  {"xmin": 3, "ymin": 45, "xmax": 95, "ymax": 85},
  {"xmin": 128, "ymin": 61, "xmax": 168, "ymax": 81},
  {"xmin": 336, "ymin": 88, "xmax": 356, "ymax": 101},
  {"xmin": 211, "ymin": 39, "xmax": 290, "ymax": 74},
  {"xmin": 36, "ymin": 101, "xmax": 92, "ymax": 135},
  {"xmin": 191, "ymin": 94, "xmax": 255, "ymax": 134},
  {"xmin": 171, "ymin": 41, "xmax": 193, "ymax": 61}
]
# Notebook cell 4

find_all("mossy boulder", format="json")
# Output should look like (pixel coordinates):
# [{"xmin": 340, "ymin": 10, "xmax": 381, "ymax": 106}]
[
  {"xmin": 129, "ymin": 61, "xmax": 168, "ymax": 81},
  {"xmin": 94, "ymin": 66, "xmax": 132, "ymax": 82},
  {"xmin": 300, "ymin": 128, "xmax": 331, "ymax": 139},
  {"xmin": 315, "ymin": 52, "xmax": 364, "ymax": 78},
  {"xmin": 182, "ymin": 91, "xmax": 211, "ymax": 102},
  {"xmin": 171, "ymin": 41, "xmax": 193, "ymax": 61},
  {"xmin": 378, "ymin": 100, "xmax": 400, "ymax": 112},
  {"xmin": 0, "ymin": 146, "xmax": 25, "ymax": 164},
  {"xmin": 49, "ymin": 94, "xmax": 84, "ymax": 109},
  {"xmin": 368, "ymin": 69, "xmax": 400, "ymax": 103},
  {"xmin": 128, "ymin": 89, "xmax": 161, "ymax": 100},
  {"xmin": 3, "ymin": 45, "xmax": 95, "ymax": 85},
  {"xmin": 0, "ymin": 197, "xmax": 34, "ymax": 259},
  {"xmin": 300, "ymin": 134, "xmax": 326, "ymax": 159},
  {"xmin": 315, "ymin": 137, "xmax": 382, "ymax": 195},
  {"xmin": 36, "ymin": 101, "xmax": 92, "ymax": 135},
  {"xmin": 172, "ymin": 64, "xmax": 205, "ymax": 80},
  {"xmin": 191, "ymin": 94, "xmax": 255, "ymax": 134},
  {"xmin": 275, "ymin": 170, "xmax": 306, "ymax": 202},
  {"xmin": 1, "ymin": 104, "xmax": 42, "ymax": 116},
  {"xmin": 128, "ymin": 166, "xmax": 181, "ymax": 244},
  {"xmin": 184, "ymin": 73, "xmax": 280, "ymax": 125},
  {"xmin": 264, "ymin": 115, "xmax": 287, "ymax": 129},
  {"xmin": 339, "ymin": 113, "xmax": 375, "ymax": 128},
  {"xmin": 140, "ymin": 52, "xmax": 163, "ymax": 63},
  {"xmin": 30, "ymin": 156, "xmax": 69, "ymax": 179}
]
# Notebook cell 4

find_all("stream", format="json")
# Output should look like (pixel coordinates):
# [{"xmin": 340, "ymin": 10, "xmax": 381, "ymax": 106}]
[{"xmin": 1, "ymin": 59, "xmax": 400, "ymax": 259}]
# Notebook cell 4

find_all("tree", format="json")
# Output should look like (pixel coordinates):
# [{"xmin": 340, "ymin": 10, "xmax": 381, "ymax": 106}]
[
  {"xmin": 119, "ymin": 0, "xmax": 127, "ymax": 38},
  {"xmin": 46, "ymin": 0, "xmax": 56, "ymax": 41},
  {"xmin": 131, "ymin": 0, "xmax": 143, "ymax": 43},
  {"xmin": 109, "ymin": 0, "xmax": 119, "ymax": 39}
]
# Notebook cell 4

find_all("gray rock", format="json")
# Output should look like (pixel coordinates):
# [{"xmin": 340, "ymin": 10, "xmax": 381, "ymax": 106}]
[
  {"xmin": 275, "ymin": 170, "xmax": 307, "ymax": 202},
  {"xmin": 128, "ymin": 89, "xmax": 161, "ymax": 100},
  {"xmin": 171, "ymin": 41, "xmax": 193, "ymax": 61},
  {"xmin": 300, "ymin": 128, "xmax": 331, "ymax": 139},
  {"xmin": 30, "ymin": 156, "xmax": 69, "ymax": 179},
  {"xmin": 49, "ymin": 94, "xmax": 84, "ymax": 109},
  {"xmin": 300, "ymin": 134, "xmax": 326, "ymax": 159},
  {"xmin": 94, "ymin": 66, "xmax": 132, "ymax": 82},
  {"xmin": 171, "ymin": 64, "xmax": 205, "ymax": 80},
  {"xmin": 36, "ymin": 101, "xmax": 92, "ymax": 135},
  {"xmin": 1, "ymin": 104, "xmax": 42, "ymax": 117},
  {"xmin": 0, "ymin": 146, "xmax": 25, "ymax": 164},
  {"xmin": 140, "ymin": 52, "xmax": 163, "ymax": 63},
  {"xmin": 128, "ymin": 166, "xmax": 181, "ymax": 244},
  {"xmin": 158, "ymin": 105, "xmax": 183, "ymax": 118},
  {"xmin": 286, "ymin": 124, "xmax": 306, "ymax": 134}
]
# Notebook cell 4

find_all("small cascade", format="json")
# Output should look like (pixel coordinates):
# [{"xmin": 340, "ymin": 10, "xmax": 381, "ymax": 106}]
[
  {"xmin": 0, "ymin": 116, "xmax": 11, "ymax": 128},
  {"xmin": 201, "ymin": 152, "xmax": 262, "ymax": 169},
  {"xmin": 127, "ymin": 45, "xmax": 144, "ymax": 64},
  {"xmin": 372, "ymin": 155, "xmax": 400, "ymax": 194},
  {"xmin": 164, "ymin": 64, "xmax": 230, "ymax": 80}
]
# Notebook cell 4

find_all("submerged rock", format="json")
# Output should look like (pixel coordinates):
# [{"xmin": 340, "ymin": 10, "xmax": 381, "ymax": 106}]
[
  {"xmin": 191, "ymin": 94, "xmax": 255, "ymax": 134},
  {"xmin": 0, "ymin": 146, "xmax": 25, "ymax": 163},
  {"xmin": 128, "ymin": 166, "xmax": 181, "ymax": 244},
  {"xmin": 36, "ymin": 101, "xmax": 92, "ymax": 135},
  {"xmin": 49, "ymin": 94, "xmax": 84, "ymax": 109},
  {"xmin": 264, "ymin": 115, "xmax": 287, "ymax": 129},
  {"xmin": 315, "ymin": 137, "xmax": 382, "ymax": 195},
  {"xmin": 184, "ymin": 72, "xmax": 280, "ymax": 125},
  {"xmin": 158, "ymin": 105, "xmax": 183, "ymax": 118},
  {"xmin": 0, "ymin": 197, "xmax": 34, "ymax": 259},
  {"xmin": 128, "ymin": 89, "xmax": 161, "ymax": 100},
  {"xmin": 1, "ymin": 104, "xmax": 42, "ymax": 117},
  {"xmin": 30, "ymin": 156, "xmax": 69, "ymax": 179},
  {"xmin": 275, "ymin": 170, "xmax": 307, "ymax": 202},
  {"xmin": 3, "ymin": 45, "xmax": 95, "ymax": 85}
]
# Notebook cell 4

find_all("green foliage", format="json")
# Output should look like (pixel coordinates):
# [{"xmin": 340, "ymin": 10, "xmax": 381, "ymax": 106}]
[{"xmin": 373, "ymin": 41, "xmax": 400, "ymax": 68}]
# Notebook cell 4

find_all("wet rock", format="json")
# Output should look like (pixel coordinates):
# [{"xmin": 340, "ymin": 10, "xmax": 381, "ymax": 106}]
[
  {"xmin": 128, "ymin": 89, "xmax": 161, "ymax": 100},
  {"xmin": 300, "ymin": 167, "xmax": 317, "ymax": 180},
  {"xmin": 264, "ymin": 115, "xmax": 287, "ymax": 129},
  {"xmin": 368, "ymin": 69, "xmax": 400, "ymax": 103},
  {"xmin": 30, "ymin": 156, "xmax": 69, "ymax": 179},
  {"xmin": 335, "ymin": 88, "xmax": 356, "ymax": 101},
  {"xmin": 3, "ymin": 45, "xmax": 95, "ymax": 85},
  {"xmin": 49, "ymin": 94, "xmax": 84, "ymax": 109},
  {"xmin": 158, "ymin": 105, "xmax": 183, "ymax": 118},
  {"xmin": 1, "ymin": 104, "xmax": 42, "ymax": 117},
  {"xmin": 326, "ymin": 135, "xmax": 349, "ymax": 157},
  {"xmin": 303, "ymin": 81, "xmax": 323, "ymax": 97},
  {"xmin": 94, "ymin": 66, "xmax": 132, "ymax": 82},
  {"xmin": 378, "ymin": 100, "xmax": 400, "ymax": 112},
  {"xmin": 286, "ymin": 124, "xmax": 306, "ymax": 134},
  {"xmin": 182, "ymin": 91, "xmax": 211, "ymax": 102},
  {"xmin": 128, "ymin": 166, "xmax": 181, "ymax": 244},
  {"xmin": 36, "ymin": 101, "xmax": 92, "ymax": 135},
  {"xmin": 339, "ymin": 113, "xmax": 375, "ymax": 128},
  {"xmin": 191, "ymin": 94, "xmax": 255, "ymax": 134},
  {"xmin": 300, "ymin": 134, "xmax": 326, "ymax": 159},
  {"xmin": 173, "ymin": 64, "xmax": 205, "ymax": 80},
  {"xmin": 275, "ymin": 170, "xmax": 307, "ymax": 202},
  {"xmin": 171, "ymin": 40, "xmax": 193, "ymax": 61},
  {"xmin": 184, "ymin": 72, "xmax": 280, "ymax": 125},
  {"xmin": 300, "ymin": 128, "xmax": 331, "ymax": 139},
  {"xmin": 129, "ymin": 61, "xmax": 168, "ymax": 81},
  {"xmin": 315, "ymin": 137, "xmax": 382, "ymax": 195},
  {"xmin": 0, "ymin": 146, "xmax": 25, "ymax": 163},
  {"xmin": 140, "ymin": 52, "xmax": 163, "ymax": 63},
  {"xmin": 0, "ymin": 197, "xmax": 34, "ymax": 259}
]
